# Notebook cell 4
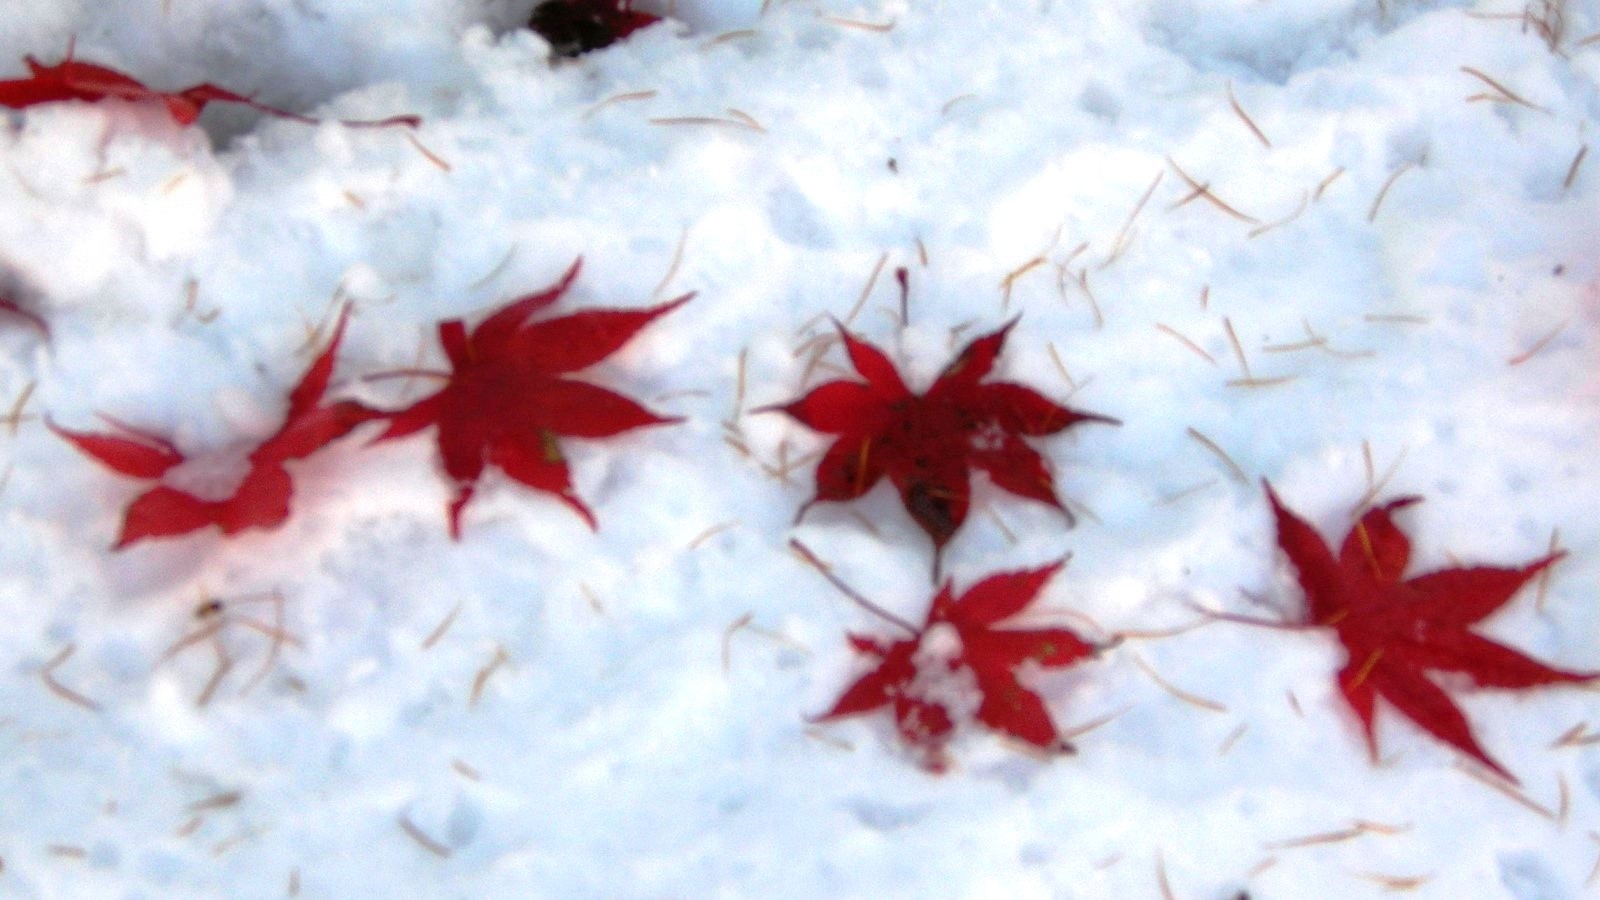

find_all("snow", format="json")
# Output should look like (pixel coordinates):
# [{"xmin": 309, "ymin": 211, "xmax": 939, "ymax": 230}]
[{"xmin": 2, "ymin": 0, "xmax": 1599, "ymax": 896}]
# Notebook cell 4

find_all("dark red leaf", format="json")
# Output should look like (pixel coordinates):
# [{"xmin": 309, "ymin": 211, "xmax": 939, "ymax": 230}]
[
  {"xmin": 775, "ymin": 322, "xmax": 1113, "ymax": 572},
  {"xmin": 529, "ymin": 0, "xmax": 662, "ymax": 57},
  {"xmin": 1269, "ymin": 486, "xmax": 1596, "ymax": 783}
]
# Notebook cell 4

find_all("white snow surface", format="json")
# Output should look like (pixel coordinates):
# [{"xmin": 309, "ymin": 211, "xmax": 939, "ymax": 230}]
[{"xmin": 2, "ymin": 0, "xmax": 1599, "ymax": 896}]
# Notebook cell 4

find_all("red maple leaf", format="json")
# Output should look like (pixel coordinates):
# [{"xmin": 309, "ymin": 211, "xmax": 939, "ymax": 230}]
[
  {"xmin": 814, "ymin": 558, "xmax": 1101, "ymax": 771},
  {"xmin": 53, "ymin": 307, "xmax": 377, "ymax": 548},
  {"xmin": 529, "ymin": 0, "xmax": 662, "ymax": 57},
  {"xmin": 0, "ymin": 53, "xmax": 419, "ymax": 128},
  {"xmin": 770, "ymin": 321, "xmax": 1116, "ymax": 573},
  {"xmin": 373, "ymin": 258, "xmax": 690, "ymax": 537},
  {"xmin": 1267, "ymin": 485, "xmax": 1596, "ymax": 782}
]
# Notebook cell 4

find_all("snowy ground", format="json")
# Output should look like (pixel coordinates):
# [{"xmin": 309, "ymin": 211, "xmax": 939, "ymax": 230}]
[{"xmin": 2, "ymin": 0, "xmax": 1599, "ymax": 896}]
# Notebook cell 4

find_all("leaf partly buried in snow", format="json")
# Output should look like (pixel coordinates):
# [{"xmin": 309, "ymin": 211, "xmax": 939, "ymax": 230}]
[
  {"xmin": 815, "ymin": 559, "xmax": 1101, "ymax": 771},
  {"xmin": 54, "ymin": 306, "xmax": 377, "ymax": 547}
]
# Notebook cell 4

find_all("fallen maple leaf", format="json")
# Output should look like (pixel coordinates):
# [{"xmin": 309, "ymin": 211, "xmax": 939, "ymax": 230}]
[
  {"xmin": 1266, "ymin": 484, "xmax": 1596, "ymax": 782},
  {"xmin": 811, "ymin": 553, "xmax": 1102, "ymax": 772},
  {"xmin": 769, "ymin": 320, "xmax": 1116, "ymax": 574},
  {"xmin": 0, "ymin": 52, "xmax": 419, "ymax": 128},
  {"xmin": 53, "ymin": 306, "xmax": 377, "ymax": 547},
  {"xmin": 529, "ymin": 0, "xmax": 662, "ymax": 57},
  {"xmin": 373, "ymin": 258, "xmax": 691, "ymax": 537}
]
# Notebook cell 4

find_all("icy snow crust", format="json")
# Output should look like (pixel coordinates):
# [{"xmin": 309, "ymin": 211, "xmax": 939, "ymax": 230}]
[{"xmin": 2, "ymin": 0, "xmax": 1599, "ymax": 896}]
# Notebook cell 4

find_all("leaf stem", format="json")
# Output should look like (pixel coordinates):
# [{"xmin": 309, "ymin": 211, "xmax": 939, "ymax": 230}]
[{"xmin": 789, "ymin": 539, "xmax": 920, "ymax": 637}]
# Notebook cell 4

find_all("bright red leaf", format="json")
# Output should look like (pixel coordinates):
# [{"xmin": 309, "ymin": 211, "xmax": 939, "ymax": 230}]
[
  {"xmin": 54, "ymin": 307, "xmax": 377, "ymax": 548},
  {"xmin": 0, "ymin": 53, "xmax": 419, "ymax": 128},
  {"xmin": 815, "ymin": 559, "xmax": 1101, "ymax": 772},
  {"xmin": 771, "ymin": 320, "xmax": 1116, "ymax": 573},
  {"xmin": 373, "ymin": 258, "xmax": 690, "ymax": 538},
  {"xmin": 1267, "ymin": 484, "xmax": 1596, "ymax": 782},
  {"xmin": 529, "ymin": 0, "xmax": 662, "ymax": 57}
]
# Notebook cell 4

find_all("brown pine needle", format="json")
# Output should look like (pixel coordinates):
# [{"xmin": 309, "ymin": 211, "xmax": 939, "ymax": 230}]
[
  {"xmin": 1058, "ymin": 707, "xmax": 1129, "ymax": 742},
  {"xmin": 1001, "ymin": 256, "xmax": 1047, "ymax": 309},
  {"xmin": 452, "ymin": 759, "xmax": 482, "ymax": 780},
  {"xmin": 1218, "ymin": 722, "xmax": 1248, "ymax": 755},
  {"xmin": 1267, "ymin": 826, "xmax": 1366, "ymax": 850},
  {"xmin": 1353, "ymin": 871, "xmax": 1433, "ymax": 891},
  {"xmin": 1074, "ymin": 269, "xmax": 1105, "ymax": 328},
  {"xmin": 653, "ymin": 226, "xmax": 689, "ymax": 299},
  {"xmin": 1536, "ymin": 527, "xmax": 1561, "ymax": 610},
  {"xmin": 699, "ymin": 30, "xmax": 756, "ymax": 50},
  {"xmin": 1133, "ymin": 653, "xmax": 1227, "ymax": 712},
  {"xmin": 1155, "ymin": 851, "xmax": 1176, "ymax": 900},
  {"xmin": 421, "ymin": 602, "xmax": 462, "ymax": 650},
  {"xmin": 1588, "ymin": 833, "xmax": 1600, "ymax": 886},
  {"xmin": 187, "ymin": 791, "xmax": 243, "ymax": 813},
  {"xmin": 1368, "ymin": 162, "xmax": 1415, "ymax": 223},
  {"xmin": 689, "ymin": 521, "xmax": 736, "ymax": 549},
  {"xmin": 2, "ymin": 379, "xmax": 37, "ymax": 435},
  {"xmin": 1157, "ymin": 479, "xmax": 1218, "ymax": 505},
  {"xmin": 1453, "ymin": 761, "xmax": 1557, "ymax": 820},
  {"xmin": 1186, "ymin": 427, "xmax": 1248, "ymax": 483},
  {"xmin": 1314, "ymin": 166, "xmax": 1346, "ymax": 201},
  {"xmin": 1552, "ymin": 721, "xmax": 1600, "ymax": 748},
  {"xmin": 1227, "ymin": 376, "xmax": 1298, "ymax": 389},
  {"xmin": 844, "ymin": 252, "xmax": 889, "ymax": 326},
  {"xmin": 397, "ymin": 812, "xmax": 452, "ymax": 858},
  {"xmin": 404, "ymin": 133, "xmax": 452, "ymax": 172},
  {"xmin": 1353, "ymin": 444, "xmax": 1409, "ymax": 511},
  {"xmin": 41, "ymin": 644, "xmax": 100, "ymax": 711},
  {"xmin": 1564, "ymin": 145, "xmax": 1587, "ymax": 191},
  {"xmin": 1101, "ymin": 170, "xmax": 1164, "ymax": 268},
  {"xmin": 1045, "ymin": 344, "xmax": 1077, "ymax": 392},
  {"xmin": 1286, "ymin": 690, "xmax": 1304, "ymax": 717},
  {"xmin": 1249, "ymin": 191, "xmax": 1309, "ymax": 238},
  {"xmin": 722, "ymin": 613, "xmax": 754, "ymax": 673},
  {"xmin": 1227, "ymin": 81, "xmax": 1272, "ymax": 148},
  {"xmin": 580, "ymin": 583, "xmax": 605, "ymax": 615},
  {"xmin": 1222, "ymin": 317, "xmax": 1252, "ymax": 378},
  {"xmin": 1508, "ymin": 320, "xmax": 1568, "ymax": 365},
  {"xmin": 650, "ymin": 114, "xmax": 766, "ymax": 133},
  {"xmin": 1460, "ymin": 66, "xmax": 1550, "ymax": 112},
  {"xmin": 1166, "ymin": 157, "xmax": 1260, "ymax": 223},
  {"xmin": 1156, "ymin": 324, "xmax": 1216, "ymax": 365},
  {"xmin": 469, "ymin": 645, "xmax": 509, "ymax": 708},
  {"xmin": 820, "ymin": 14, "xmax": 895, "ymax": 31},
  {"xmin": 582, "ymin": 90, "xmax": 656, "ymax": 120},
  {"xmin": 1559, "ymin": 774, "xmax": 1571, "ymax": 825},
  {"xmin": 725, "ymin": 108, "xmax": 766, "ymax": 131},
  {"xmin": 82, "ymin": 166, "xmax": 127, "ymax": 184}
]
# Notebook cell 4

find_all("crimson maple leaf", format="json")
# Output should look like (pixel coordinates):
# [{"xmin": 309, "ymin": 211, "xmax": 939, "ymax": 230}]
[
  {"xmin": 770, "ymin": 321, "xmax": 1115, "ymax": 573},
  {"xmin": 815, "ymin": 559, "xmax": 1102, "ymax": 772},
  {"xmin": 0, "ymin": 53, "xmax": 418, "ymax": 128},
  {"xmin": 529, "ymin": 0, "xmax": 662, "ymax": 57},
  {"xmin": 374, "ymin": 259, "xmax": 690, "ymax": 537},
  {"xmin": 53, "ymin": 306, "xmax": 377, "ymax": 548},
  {"xmin": 1267, "ymin": 485, "xmax": 1596, "ymax": 782}
]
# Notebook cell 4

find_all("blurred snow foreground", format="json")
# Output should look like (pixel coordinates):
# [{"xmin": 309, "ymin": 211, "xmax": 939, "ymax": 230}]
[{"xmin": 2, "ymin": 0, "xmax": 1600, "ymax": 897}]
